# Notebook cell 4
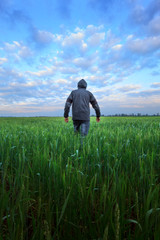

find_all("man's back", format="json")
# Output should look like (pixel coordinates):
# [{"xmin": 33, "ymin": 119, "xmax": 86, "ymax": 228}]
[
  {"xmin": 64, "ymin": 79, "xmax": 100, "ymax": 121},
  {"xmin": 71, "ymin": 88, "xmax": 92, "ymax": 120}
]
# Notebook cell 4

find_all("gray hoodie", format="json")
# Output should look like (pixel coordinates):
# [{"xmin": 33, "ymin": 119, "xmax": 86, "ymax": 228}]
[{"xmin": 64, "ymin": 79, "xmax": 101, "ymax": 121}]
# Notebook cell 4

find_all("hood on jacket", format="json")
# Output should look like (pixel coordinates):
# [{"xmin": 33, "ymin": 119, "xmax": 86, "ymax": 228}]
[{"xmin": 78, "ymin": 79, "xmax": 87, "ymax": 89}]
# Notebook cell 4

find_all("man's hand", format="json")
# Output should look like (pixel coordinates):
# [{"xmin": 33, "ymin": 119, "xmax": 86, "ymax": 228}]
[
  {"xmin": 64, "ymin": 118, "xmax": 69, "ymax": 123},
  {"xmin": 96, "ymin": 117, "xmax": 100, "ymax": 122}
]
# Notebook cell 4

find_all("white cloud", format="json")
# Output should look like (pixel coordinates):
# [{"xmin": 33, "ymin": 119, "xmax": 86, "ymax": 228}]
[
  {"xmin": 9, "ymin": 80, "xmax": 38, "ymax": 88},
  {"xmin": 86, "ymin": 74, "xmax": 107, "ymax": 83},
  {"xmin": 85, "ymin": 25, "xmax": 104, "ymax": 35},
  {"xmin": 87, "ymin": 32, "xmax": 105, "ymax": 46},
  {"xmin": 73, "ymin": 57, "xmax": 93, "ymax": 69},
  {"xmin": 127, "ymin": 36, "xmax": 160, "ymax": 54},
  {"xmin": 31, "ymin": 28, "xmax": 55, "ymax": 45},
  {"xmin": 89, "ymin": 66, "xmax": 99, "ymax": 73},
  {"xmin": 130, "ymin": 0, "xmax": 160, "ymax": 25},
  {"xmin": 55, "ymin": 25, "xmax": 106, "ymax": 54},
  {"xmin": 151, "ymin": 82, "xmax": 160, "ymax": 88},
  {"xmin": 126, "ymin": 35, "xmax": 134, "ymax": 40},
  {"xmin": 131, "ymin": 5, "xmax": 147, "ymax": 24},
  {"xmin": 0, "ymin": 57, "xmax": 8, "ymax": 64},
  {"xmin": 4, "ymin": 42, "xmax": 18, "ymax": 51},
  {"xmin": 3, "ymin": 41, "xmax": 33, "ymax": 60},
  {"xmin": 27, "ymin": 66, "xmax": 57, "ymax": 77},
  {"xmin": 118, "ymin": 84, "xmax": 141, "ymax": 92},
  {"xmin": 148, "ymin": 15, "xmax": 160, "ymax": 34},
  {"xmin": 127, "ymin": 89, "xmax": 160, "ymax": 98},
  {"xmin": 59, "ymin": 66, "xmax": 79, "ymax": 74},
  {"xmin": 0, "ymin": 21, "xmax": 160, "ymax": 116},
  {"xmin": 0, "ymin": 68, "xmax": 25, "ymax": 84},
  {"xmin": 62, "ymin": 31, "xmax": 84, "ymax": 47},
  {"xmin": 80, "ymin": 40, "xmax": 88, "ymax": 52},
  {"xmin": 112, "ymin": 44, "xmax": 123, "ymax": 50},
  {"xmin": 18, "ymin": 46, "xmax": 33, "ymax": 58},
  {"xmin": 55, "ymin": 78, "xmax": 70, "ymax": 84},
  {"xmin": 103, "ymin": 30, "xmax": 120, "ymax": 50}
]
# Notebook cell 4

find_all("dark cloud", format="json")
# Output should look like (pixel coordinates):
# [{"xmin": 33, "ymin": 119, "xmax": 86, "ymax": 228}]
[
  {"xmin": 146, "ymin": 0, "xmax": 160, "ymax": 22},
  {"xmin": 148, "ymin": 15, "xmax": 160, "ymax": 35},
  {"xmin": 0, "ymin": 86, "xmax": 34, "ymax": 101},
  {"xmin": 0, "ymin": 0, "xmax": 10, "ymax": 14},
  {"xmin": 29, "ymin": 26, "xmax": 54, "ymax": 47},
  {"xmin": 88, "ymin": 0, "xmax": 125, "ymax": 25},
  {"xmin": 130, "ymin": 0, "xmax": 160, "ymax": 25},
  {"xmin": 151, "ymin": 71, "xmax": 160, "ymax": 76},
  {"xmin": 150, "ymin": 82, "xmax": 160, "ymax": 88},
  {"xmin": 0, "ymin": 67, "xmax": 26, "ymax": 86},
  {"xmin": 118, "ymin": 85, "xmax": 140, "ymax": 93},
  {"xmin": 0, "ymin": 0, "xmax": 55, "ymax": 48},
  {"xmin": 56, "ymin": 0, "xmax": 72, "ymax": 19},
  {"xmin": 127, "ymin": 89, "xmax": 160, "ymax": 97},
  {"xmin": 9, "ymin": 9, "xmax": 31, "ymax": 26},
  {"xmin": 89, "ymin": 0, "xmax": 115, "ymax": 12},
  {"xmin": 0, "ymin": 0, "xmax": 31, "ymax": 26}
]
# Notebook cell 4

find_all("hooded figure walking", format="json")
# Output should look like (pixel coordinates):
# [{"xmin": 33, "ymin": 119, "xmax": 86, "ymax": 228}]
[{"xmin": 64, "ymin": 79, "xmax": 101, "ymax": 136}]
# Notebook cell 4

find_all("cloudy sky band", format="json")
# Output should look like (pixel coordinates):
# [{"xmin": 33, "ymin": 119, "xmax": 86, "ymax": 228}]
[{"xmin": 0, "ymin": 0, "xmax": 160, "ymax": 116}]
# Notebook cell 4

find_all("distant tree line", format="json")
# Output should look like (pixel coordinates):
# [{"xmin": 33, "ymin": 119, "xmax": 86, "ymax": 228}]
[{"xmin": 91, "ymin": 113, "xmax": 160, "ymax": 117}]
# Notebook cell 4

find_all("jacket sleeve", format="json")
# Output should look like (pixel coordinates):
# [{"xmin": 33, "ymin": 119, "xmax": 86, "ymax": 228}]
[
  {"xmin": 64, "ymin": 92, "xmax": 73, "ymax": 118},
  {"xmin": 90, "ymin": 93, "xmax": 101, "ymax": 117}
]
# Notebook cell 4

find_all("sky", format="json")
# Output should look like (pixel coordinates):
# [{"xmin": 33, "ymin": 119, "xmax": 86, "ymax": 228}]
[{"xmin": 0, "ymin": 0, "xmax": 160, "ymax": 116}]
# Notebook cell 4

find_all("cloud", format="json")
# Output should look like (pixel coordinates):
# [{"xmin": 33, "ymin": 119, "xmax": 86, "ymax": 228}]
[
  {"xmin": 57, "ymin": 26, "xmax": 106, "ymax": 55},
  {"xmin": 127, "ymin": 36, "xmax": 160, "ymax": 55},
  {"xmin": 85, "ymin": 25, "xmax": 104, "ymax": 35},
  {"xmin": 0, "ymin": 0, "xmax": 31, "ymax": 27},
  {"xmin": 151, "ymin": 71, "xmax": 160, "ymax": 76},
  {"xmin": 55, "ymin": 79, "xmax": 69, "ymax": 84},
  {"xmin": 112, "ymin": 44, "xmax": 123, "ymax": 51},
  {"xmin": 59, "ymin": 66, "xmax": 79, "ymax": 74},
  {"xmin": 9, "ymin": 9, "xmax": 31, "ymax": 26},
  {"xmin": 50, "ymin": 25, "xmax": 158, "ymax": 81},
  {"xmin": 0, "ymin": 103, "xmax": 64, "ymax": 117},
  {"xmin": 3, "ymin": 41, "xmax": 34, "ymax": 62},
  {"xmin": 140, "ymin": 57, "xmax": 158, "ymax": 69},
  {"xmin": 118, "ymin": 84, "xmax": 141, "ymax": 93},
  {"xmin": 87, "ymin": 32, "xmax": 105, "ymax": 47},
  {"xmin": 102, "ymin": 30, "xmax": 120, "ymax": 50},
  {"xmin": 73, "ymin": 56, "xmax": 96, "ymax": 70},
  {"xmin": 130, "ymin": 0, "xmax": 160, "ymax": 25},
  {"xmin": 53, "ymin": 34, "xmax": 88, "ymax": 59},
  {"xmin": 89, "ymin": 0, "xmax": 114, "ymax": 12},
  {"xmin": 0, "ymin": 67, "xmax": 26, "ymax": 85},
  {"xmin": 0, "ymin": 0, "xmax": 9, "ymax": 14},
  {"xmin": 0, "ymin": 0, "xmax": 55, "ymax": 49},
  {"xmin": 150, "ymin": 82, "xmax": 160, "ymax": 88},
  {"xmin": 98, "ymin": 86, "xmax": 160, "ymax": 115},
  {"xmin": 62, "ymin": 32, "xmax": 84, "ymax": 47},
  {"xmin": 56, "ymin": 0, "xmax": 72, "ymax": 19},
  {"xmin": 0, "ymin": 0, "xmax": 56, "ymax": 49},
  {"xmin": 0, "ymin": 17, "xmax": 160, "ymax": 116},
  {"xmin": 0, "ymin": 57, "xmax": 8, "ymax": 64},
  {"xmin": 0, "ymin": 0, "xmax": 12, "ymax": 16},
  {"xmin": 27, "ymin": 66, "xmax": 57, "ymax": 77},
  {"xmin": 0, "ymin": 66, "xmax": 63, "ymax": 107},
  {"xmin": 30, "ymin": 27, "xmax": 55, "ymax": 46},
  {"xmin": 127, "ymin": 89, "xmax": 160, "ymax": 97},
  {"xmin": 148, "ymin": 15, "xmax": 160, "ymax": 34}
]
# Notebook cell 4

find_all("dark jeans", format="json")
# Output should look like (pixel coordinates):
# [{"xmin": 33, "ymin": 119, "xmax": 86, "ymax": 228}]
[{"xmin": 73, "ymin": 120, "xmax": 90, "ymax": 136}]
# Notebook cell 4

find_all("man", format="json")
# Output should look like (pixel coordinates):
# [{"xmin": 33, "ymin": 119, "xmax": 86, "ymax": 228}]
[{"xmin": 64, "ymin": 79, "xmax": 101, "ymax": 136}]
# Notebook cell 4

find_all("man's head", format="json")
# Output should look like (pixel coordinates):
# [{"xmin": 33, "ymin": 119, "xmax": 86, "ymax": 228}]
[{"xmin": 78, "ymin": 79, "xmax": 87, "ymax": 89}]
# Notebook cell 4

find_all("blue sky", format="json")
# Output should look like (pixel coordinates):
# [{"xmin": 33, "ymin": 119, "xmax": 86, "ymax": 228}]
[{"xmin": 0, "ymin": 0, "xmax": 160, "ymax": 116}]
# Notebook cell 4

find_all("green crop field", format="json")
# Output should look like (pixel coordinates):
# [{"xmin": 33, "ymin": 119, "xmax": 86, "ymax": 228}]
[{"xmin": 0, "ymin": 116, "xmax": 160, "ymax": 240}]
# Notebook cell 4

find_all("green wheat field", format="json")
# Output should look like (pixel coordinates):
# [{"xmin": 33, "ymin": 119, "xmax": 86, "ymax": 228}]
[{"xmin": 0, "ymin": 116, "xmax": 160, "ymax": 240}]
